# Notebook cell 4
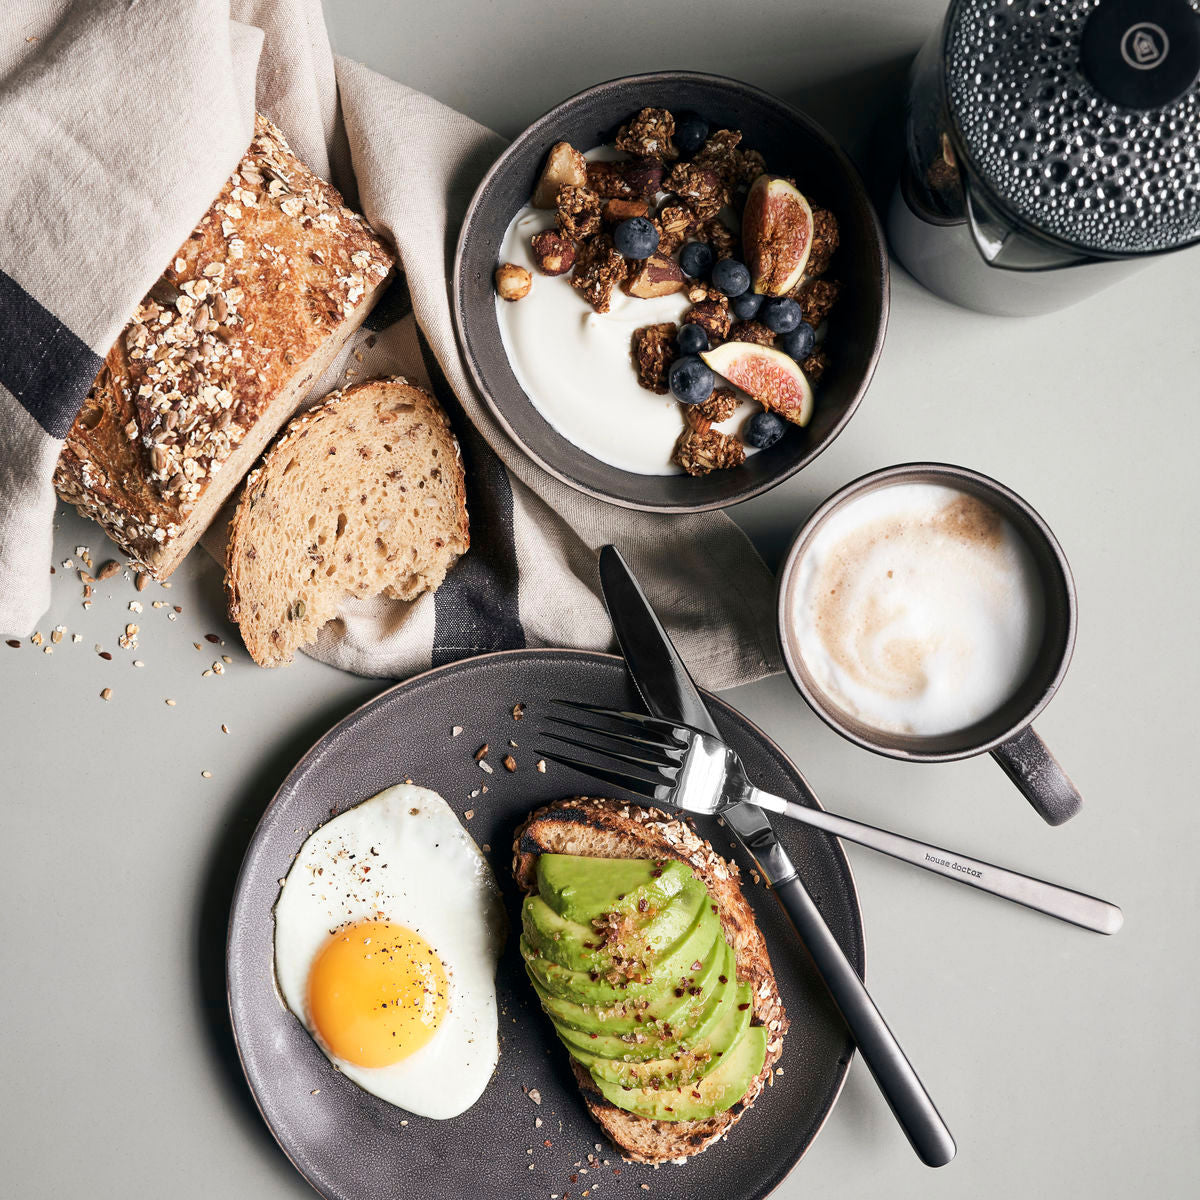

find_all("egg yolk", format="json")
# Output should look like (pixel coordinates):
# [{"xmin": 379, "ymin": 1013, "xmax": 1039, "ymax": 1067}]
[{"xmin": 306, "ymin": 920, "xmax": 449, "ymax": 1068}]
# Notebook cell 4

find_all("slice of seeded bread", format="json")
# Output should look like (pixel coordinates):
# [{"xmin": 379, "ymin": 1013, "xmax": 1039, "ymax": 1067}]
[
  {"xmin": 225, "ymin": 377, "xmax": 468, "ymax": 667},
  {"xmin": 512, "ymin": 797, "xmax": 788, "ymax": 1163}
]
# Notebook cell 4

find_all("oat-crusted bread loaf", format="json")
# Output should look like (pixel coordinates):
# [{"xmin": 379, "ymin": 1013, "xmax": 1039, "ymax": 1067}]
[
  {"xmin": 226, "ymin": 377, "xmax": 468, "ymax": 668},
  {"xmin": 54, "ymin": 114, "xmax": 395, "ymax": 578},
  {"xmin": 513, "ymin": 797, "xmax": 788, "ymax": 1163}
]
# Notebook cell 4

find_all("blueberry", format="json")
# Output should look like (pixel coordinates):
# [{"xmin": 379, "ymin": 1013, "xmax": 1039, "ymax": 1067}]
[
  {"xmin": 674, "ymin": 112, "xmax": 709, "ymax": 157},
  {"xmin": 678, "ymin": 241, "xmax": 714, "ymax": 279},
  {"xmin": 675, "ymin": 323, "xmax": 709, "ymax": 355},
  {"xmin": 730, "ymin": 291, "xmax": 764, "ymax": 321},
  {"xmin": 778, "ymin": 322, "xmax": 816, "ymax": 360},
  {"xmin": 669, "ymin": 355, "xmax": 715, "ymax": 405},
  {"xmin": 613, "ymin": 216, "xmax": 660, "ymax": 259},
  {"xmin": 710, "ymin": 258, "xmax": 751, "ymax": 297},
  {"xmin": 744, "ymin": 410, "xmax": 787, "ymax": 449},
  {"xmin": 760, "ymin": 296, "xmax": 802, "ymax": 333}
]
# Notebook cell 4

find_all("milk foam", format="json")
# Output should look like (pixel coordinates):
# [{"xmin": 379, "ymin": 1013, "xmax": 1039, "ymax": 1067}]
[{"xmin": 788, "ymin": 483, "xmax": 1045, "ymax": 737}]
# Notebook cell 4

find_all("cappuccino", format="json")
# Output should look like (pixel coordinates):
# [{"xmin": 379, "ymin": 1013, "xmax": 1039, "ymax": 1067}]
[{"xmin": 786, "ymin": 483, "xmax": 1045, "ymax": 737}]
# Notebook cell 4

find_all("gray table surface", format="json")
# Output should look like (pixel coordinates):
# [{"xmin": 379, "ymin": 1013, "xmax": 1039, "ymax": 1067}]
[{"xmin": 4, "ymin": 1, "xmax": 1197, "ymax": 1196}]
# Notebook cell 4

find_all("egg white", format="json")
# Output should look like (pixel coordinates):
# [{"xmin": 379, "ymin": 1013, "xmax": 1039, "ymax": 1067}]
[{"xmin": 273, "ymin": 784, "xmax": 506, "ymax": 1119}]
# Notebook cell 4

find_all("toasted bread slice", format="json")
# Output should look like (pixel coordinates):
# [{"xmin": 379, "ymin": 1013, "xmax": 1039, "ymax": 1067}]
[
  {"xmin": 513, "ymin": 797, "xmax": 788, "ymax": 1163},
  {"xmin": 226, "ymin": 377, "xmax": 468, "ymax": 667}
]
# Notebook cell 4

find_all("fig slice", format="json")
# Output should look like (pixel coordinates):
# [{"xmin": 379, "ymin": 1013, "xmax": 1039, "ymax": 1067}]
[
  {"xmin": 741, "ymin": 176, "xmax": 814, "ymax": 296},
  {"xmin": 702, "ymin": 342, "xmax": 814, "ymax": 427}
]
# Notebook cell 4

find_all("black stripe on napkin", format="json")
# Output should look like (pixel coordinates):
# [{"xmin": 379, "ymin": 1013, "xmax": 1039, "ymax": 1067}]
[
  {"xmin": 417, "ymin": 332, "xmax": 526, "ymax": 665},
  {"xmin": 0, "ymin": 268, "xmax": 102, "ymax": 439}
]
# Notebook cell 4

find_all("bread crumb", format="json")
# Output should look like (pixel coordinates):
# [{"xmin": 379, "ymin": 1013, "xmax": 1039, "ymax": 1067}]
[{"xmin": 99, "ymin": 688, "xmax": 112, "ymax": 701}]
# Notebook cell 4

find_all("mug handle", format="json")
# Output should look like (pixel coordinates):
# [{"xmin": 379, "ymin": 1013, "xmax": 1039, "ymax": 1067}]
[{"xmin": 990, "ymin": 726, "xmax": 1083, "ymax": 826}]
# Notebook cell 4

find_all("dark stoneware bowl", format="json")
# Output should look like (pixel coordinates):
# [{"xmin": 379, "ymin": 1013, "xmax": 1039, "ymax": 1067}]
[{"xmin": 454, "ymin": 71, "xmax": 890, "ymax": 512}]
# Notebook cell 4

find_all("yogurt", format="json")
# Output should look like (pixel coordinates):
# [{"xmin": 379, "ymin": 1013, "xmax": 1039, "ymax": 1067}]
[{"xmin": 495, "ymin": 152, "xmax": 758, "ymax": 476}]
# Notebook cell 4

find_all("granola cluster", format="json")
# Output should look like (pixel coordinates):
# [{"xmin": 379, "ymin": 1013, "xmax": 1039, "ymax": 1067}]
[
  {"xmin": 556, "ymin": 184, "xmax": 603, "ymax": 241},
  {"xmin": 570, "ymin": 234, "xmax": 627, "ymax": 313},
  {"xmin": 502, "ymin": 104, "xmax": 845, "ymax": 479},
  {"xmin": 615, "ymin": 107, "xmax": 678, "ymax": 161},
  {"xmin": 631, "ymin": 323, "xmax": 678, "ymax": 394},
  {"xmin": 674, "ymin": 427, "xmax": 746, "ymax": 476}
]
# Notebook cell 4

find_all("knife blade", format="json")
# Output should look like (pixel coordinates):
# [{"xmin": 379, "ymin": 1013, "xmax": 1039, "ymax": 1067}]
[
  {"xmin": 596, "ymin": 543, "xmax": 956, "ymax": 1167},
  {"xmin": 597, "ymin": 543, "xmax": 798, "ymax": 886}
]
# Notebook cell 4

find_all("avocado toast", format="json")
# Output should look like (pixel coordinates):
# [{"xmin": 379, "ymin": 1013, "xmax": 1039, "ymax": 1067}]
[{"xmin": 512, "ymin": 797, "xmax": 788, "ymax": 1163}]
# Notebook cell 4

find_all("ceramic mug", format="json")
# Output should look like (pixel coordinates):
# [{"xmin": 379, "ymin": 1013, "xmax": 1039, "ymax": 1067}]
[{"xmin": 776, "ymin": 462, "xmax": 1082, "ymax": 825}]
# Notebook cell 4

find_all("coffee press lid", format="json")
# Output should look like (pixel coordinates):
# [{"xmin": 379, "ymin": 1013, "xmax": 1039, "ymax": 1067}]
[{"xmin": 945, "ymin": 0, "xmax": 1200, "ymax": 256}]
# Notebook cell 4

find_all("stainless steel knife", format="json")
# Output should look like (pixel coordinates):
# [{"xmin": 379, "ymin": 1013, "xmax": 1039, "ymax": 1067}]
[{"xmin": 598, "ymin": 544, "xmax": 956, "ymax": 1167}]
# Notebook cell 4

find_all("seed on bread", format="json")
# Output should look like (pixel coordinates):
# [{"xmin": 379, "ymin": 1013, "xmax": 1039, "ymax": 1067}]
[{"xmin": 225, "ymin": 377, "xmax": 469, "ymax": 667}]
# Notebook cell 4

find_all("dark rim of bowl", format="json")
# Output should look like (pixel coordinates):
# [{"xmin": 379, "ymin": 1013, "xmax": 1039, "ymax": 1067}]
[
  {"xmin": 452, "ymin": 69, "xmax": 890, "ymax": 513},
  {"xmin": 775, "ymin": 462, "xmax": 1078, "ymax": 762}
]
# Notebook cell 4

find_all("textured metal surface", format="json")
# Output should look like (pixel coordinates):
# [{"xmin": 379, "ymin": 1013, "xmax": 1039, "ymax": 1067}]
[
  {"xmin": 946, "ymin": 0, "xmax": 1200, "ymax": 254},
  {"xmin": 227, "ymin": 649, "xmax": 864, "ymax": 1200}
]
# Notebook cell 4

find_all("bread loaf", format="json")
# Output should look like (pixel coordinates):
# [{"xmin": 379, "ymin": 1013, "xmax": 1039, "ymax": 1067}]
[
  {"xmin": 53, "ymin": 114, "xmax": 395, "ymax": 578},
  {"xmin": 225, "ymin": 377, "xmax": 469, "ymax": 667}
]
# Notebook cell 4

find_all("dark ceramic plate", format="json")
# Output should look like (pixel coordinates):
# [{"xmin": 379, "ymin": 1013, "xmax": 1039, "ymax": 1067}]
[
  {"xmin": 454, "ymin": 71, "xmax": 889, "ymax": 512},
  {"xmin": 227, "ymin": 649, "xmax": 863, "ymax": 1200}
]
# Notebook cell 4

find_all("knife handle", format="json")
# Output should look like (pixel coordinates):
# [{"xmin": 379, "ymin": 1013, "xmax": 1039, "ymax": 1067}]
[
  {"xmin": 772, "ymin": 873, "xmax": 956, "ymax": 1167},
  {"xmin": 753, "ymin": 793, "xmax": 1123, "ymax": 935}
]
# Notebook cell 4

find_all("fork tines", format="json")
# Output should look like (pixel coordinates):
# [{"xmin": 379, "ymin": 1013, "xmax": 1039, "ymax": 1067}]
[{"xmin": 535, "ymin": 700, "xmax": 686, "ymax": 801}]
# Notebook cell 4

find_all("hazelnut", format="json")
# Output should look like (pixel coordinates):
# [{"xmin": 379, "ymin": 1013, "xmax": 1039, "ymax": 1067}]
[
  {"xmin": 494, "ymin": 263, "xmax": 532, "ymax": 301},
  {"xmin": 530, "ymin": 231, "xmax": 576, "ymax": 277}
]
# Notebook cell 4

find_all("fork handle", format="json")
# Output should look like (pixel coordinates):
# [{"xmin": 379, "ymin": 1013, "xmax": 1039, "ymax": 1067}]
[
  {"xmin": 771, "ymin": 872, "xmax": 956, "ymax": 1167},
  {"xmin": 750, "ymin": 790, "xmax": 1123, "ymax": 935}
]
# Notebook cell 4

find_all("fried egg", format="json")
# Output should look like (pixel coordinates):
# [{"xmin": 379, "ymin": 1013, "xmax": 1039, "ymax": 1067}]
[{"xmin": 273, "ymin": 784, "xmax": 506, "ymax": 1118}]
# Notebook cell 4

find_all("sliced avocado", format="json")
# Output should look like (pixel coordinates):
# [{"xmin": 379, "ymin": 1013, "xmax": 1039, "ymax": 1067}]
[
  {"xmin": 528, "ymin": 930, "xmax": 727, "ymax": 1037},
  {"xmin": 522, "ymin": 876, "xmax": 706, "ymax": 973},
  {"xmin": 520, "ymin": 896, "xmax": 610, "ymax": 973},
  {"xmin": 521, "ymin": 899, "xmax": 718, "ymax": 1007},
  {"xmin": 592, "ymin": 1025, "xmax": 768, "ymax": 1122},
  {"xmin": 536, "ymin": 854, "xmax": 690, "ymax": 924},
  {"xmin": 579, "ymin": 980, "xmax": 753, "ymax": 1089},
  {"xmin": 556, "ymin": 957, "xmax": 737, "ymax": 1064}
]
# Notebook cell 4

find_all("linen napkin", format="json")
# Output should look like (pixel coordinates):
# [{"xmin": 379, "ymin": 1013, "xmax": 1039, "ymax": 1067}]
[{"xmin": 0, "ymin": 0, "xmax": 783, "ymax": 691}]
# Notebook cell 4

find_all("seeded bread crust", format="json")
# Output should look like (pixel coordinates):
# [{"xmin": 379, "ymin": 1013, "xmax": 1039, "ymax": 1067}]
[
  {"xmin": 53, "ymin": 114, "xmax": 396, "ymax": 578},
  {"xmin": 225, "ymin": 377, "xmax": 468, "ymax": 667},
  {"xmin": 512, "ymin": 797, "xmax": 788, "ymax": 1163}
]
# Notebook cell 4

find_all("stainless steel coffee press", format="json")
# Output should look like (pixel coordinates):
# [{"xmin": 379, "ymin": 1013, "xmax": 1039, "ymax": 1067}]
[{"xmin": 889, "ymin": 0, "xmax": 1200, "ymax": 315}]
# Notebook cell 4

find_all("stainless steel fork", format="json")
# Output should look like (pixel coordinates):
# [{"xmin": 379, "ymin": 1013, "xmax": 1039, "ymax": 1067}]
[{"xmin": 539, "ymin": 700, "xmax": 1123, "ymax": 935}]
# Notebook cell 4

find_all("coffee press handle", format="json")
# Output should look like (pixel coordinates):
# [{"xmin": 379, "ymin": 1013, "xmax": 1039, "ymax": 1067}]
[{"xmin": 990, "ymin": 726, "xmax": 1083, "ymax": 826}]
